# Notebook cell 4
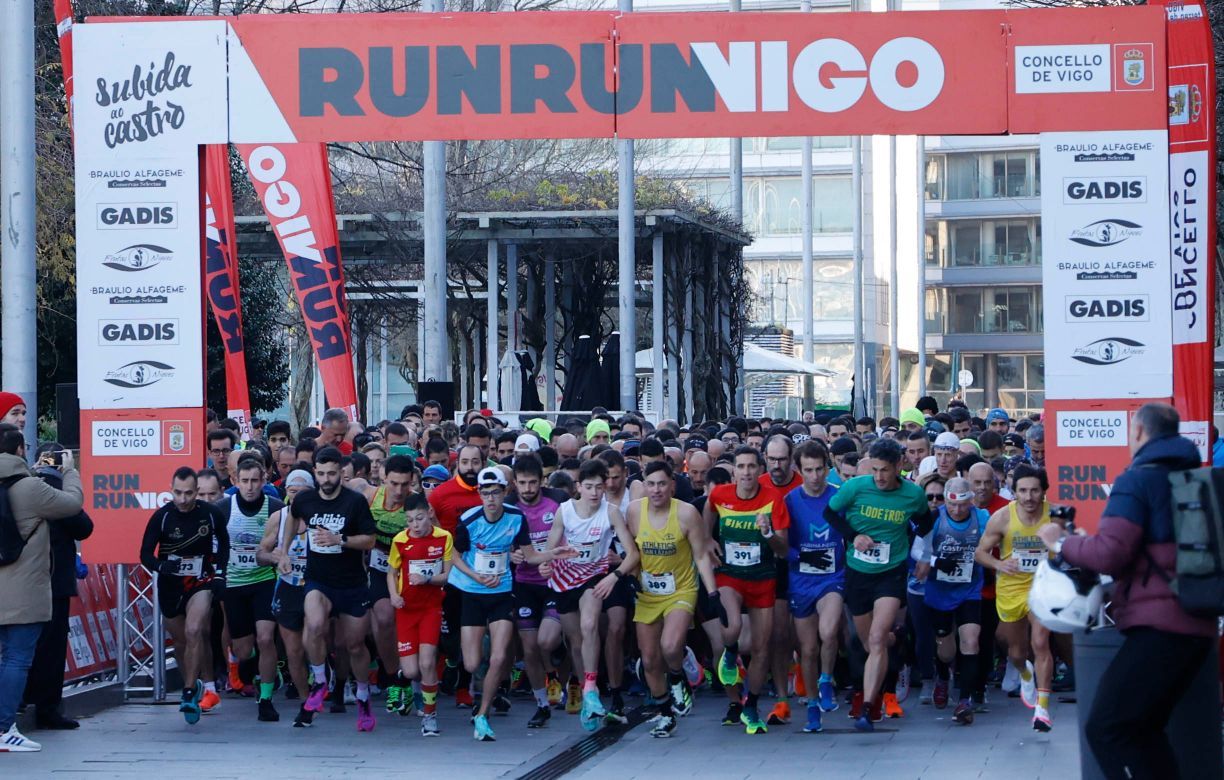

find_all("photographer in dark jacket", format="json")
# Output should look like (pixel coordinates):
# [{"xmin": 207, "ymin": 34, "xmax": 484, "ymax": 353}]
[
  {"xmin": 22, "ymin": 443, "xmax": 94, "ymax": 730},
  {"xmin": 1037, "ymin": 402, "xmax": 1215, "ymax": 780}
]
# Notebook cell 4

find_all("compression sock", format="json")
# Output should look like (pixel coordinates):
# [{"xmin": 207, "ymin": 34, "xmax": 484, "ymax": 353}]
[
  {"xmin": 958, "ymin": 654, "xmax": 978, "ymax": 702},
  {"xmin": 259, "ymin": 682, "xmax": 274, "ymax": 700},
  {"xmin": 583, "ymin": 672, "xmax": 598, "ymax": 694},
  {"xmin": 356, "ymin": 682, "xmax": 370, "ymax": 702},
  {"xmin": 422, "ymin": 683, "xmax": 438, "ymax": 715}
]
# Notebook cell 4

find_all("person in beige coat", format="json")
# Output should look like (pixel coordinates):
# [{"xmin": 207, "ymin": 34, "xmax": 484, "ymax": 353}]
[{"xmin": 0, "ymin": 423, "xmax": 84, "ymax": 753}]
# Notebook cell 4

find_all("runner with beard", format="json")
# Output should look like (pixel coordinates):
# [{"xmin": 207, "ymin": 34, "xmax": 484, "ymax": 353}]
[{"xmin": 760, "ymin": 435, "xmax": 802, "ymax": 725}]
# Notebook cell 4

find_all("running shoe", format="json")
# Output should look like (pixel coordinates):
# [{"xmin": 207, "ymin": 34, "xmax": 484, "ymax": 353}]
[
  {"xmin": 818, "ymin": 679, "xmax": 838, "ymax": 713},
  {"xmin": 492, "ymin": 692, "xmax": 512, "ymax": 716},
  {"xmin": 421, "ymin": 713, "xmax": 440, "ymax": 737},
  {"xmin": 356, "ymin": 699, "xmax": 376, "ymax": 732},
  {"xmin": 848, "ymin": 690, "xmax": 864, "ymax": 719},
  {"xmin": 257, "ymin": 698, "xmax": 280, "ymax": 722},
  {"xmin": 803, "ymin": 705, "xmax": 823, "ymax": 733},
  {"xmin": 293, "ymin": 706, "xmax": 315, "ymax": 728},
  {"xmin": 952, "ymin": 699, "xmax": 974, "ymax": 725},
  {"xmin": 179, "ymin": 681, "xmax": 203, "ymax": 725},
  {"xmin": 385, "ymin": 684, "xmax": 404, "ymax": 714},
  {"xmin": 971, "ymin": 691, "xmax": 990, "ymax": 713},
  {"xmin": 671, "ymin": 679, "xmax": 693, "ymax": 717},
  {"xmin": 853, "ymin": 713, "xmax": 874, "ymax": 732},
  {"xmin": 527, "ymin": 705, "xmax": 551, "ymax": 729},
  {"xmin": 682, "ymin": 646, "xmax": 704, "ymax": 689},
  {"xmin": 200, "ymin": 689, "xmax": 221, "ymax": 713},
  {"xmin": 344, "ymin": 679, "xmax": 358, "ymax": 705},
  {"xmin": 767, "ymin": 700, "xmax": 791, "ymax": 725},
  {"xmin": 605, "ymin": 699, "xmax": 629, "ymax": 726},
  {"xmin": 649, "ymin": 713, "xmax": 677, "ymax": 738},
  {"xmin": 1032, "ymin": 704, "xmax": 1052, "ymax": 733},
  {"xmin": 933, "ymin": 678, "xmax": 950, "ymax": 709},
  {"xmin": 227, "ymin": 661, "xmax": 243, "ymax": 694},
  {"xmin": 868, "ymin": 699, "xmax": 884, "ymax": 723},
  {"xmin": 791, "ymin": 663, "xmax": 806, "ymax": 698},
  {"xmin": 895, "ymin": 665, "xmax": 911, "ymax": 704},
  {"xmin": 455, "ymin": 687, "xmax": 475, "ymax": 709},
  {"xmin": 304, "ymin": 682, "xmax": 328, "ymax": 713},
  {"xmin": 1001, "ymin": 662, "xmax": 1020, "ymax": 694},
  {"xmin": 883, "ymin": 692, "xmax": 903, "ymax": 718},
  {"xmin": 472, "ymin": 714, "xmax": 496, "ymax": 741},
  {"xmin": 721, "ymin": 701, "xmax": 743, "ymax": 726},
  {"xmin": 580, "ymin": 690, "xmax": 606, "ymax": 732},
  {"xmin": 0, "ymin": 724, "xmax": 41, "ymax": 752},
  {"xmin": 546, "ymin": 675, "xmax": 563, "ymax": 707},
  {"xmin": 717, "ymin": 649, "xmax": 740, "ymax": 686},
  {"xmin": 740, "ymin": 705, "xmax": 767, "ymax": 735},
  {"xmin": 565, "ymin": 680, "xmax": 582, "ymax": 715},
  {"xmin": 1019, "ymin": 661, "xmax": 1037, "ymax": 709}
]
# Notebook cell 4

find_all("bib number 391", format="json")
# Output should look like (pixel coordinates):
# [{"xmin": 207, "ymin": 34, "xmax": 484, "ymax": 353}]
[{"xmin": 725, "ymin": 541, "xmax": 761, "ymax": 567}]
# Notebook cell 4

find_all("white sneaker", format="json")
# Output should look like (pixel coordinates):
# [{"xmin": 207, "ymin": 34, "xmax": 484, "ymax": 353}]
[
  {"xmin": 1019, "ymin": 661, "xmax": 1037, "ymax": 709},
  {"xmin": 0, "ymin": 724, "xmax": 41, "ymax": 752},
  {"xmin": 1002, "ymin": 663, "xmax": 1020, "ymax": 694},
  {"xmin": 895, "ymin": 665, "xmax": 911, "ymax": 704}
]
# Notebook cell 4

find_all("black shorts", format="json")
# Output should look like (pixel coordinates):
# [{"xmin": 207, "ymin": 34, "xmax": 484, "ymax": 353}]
[
  {"xmin": 271, "ymin": 580, "xmax": 306, "ymax": 632},
  {"xmin": 460, "ymin": 591, "xmax": 517, "ymax": 627},
  {"xmin": 844, "ymin": 566, "xmax": 908, "ymax": 617},
  {"xmin": 222, "ymin": 579, "xmax": 276, "ymax": 638},
  {"xmin": 775, "ymin": 559, "xmax": 790, "ymax": 600},
  {"xmin": 601, "ymin": 574, "xmax": 636, "ymax": 613},
  {"xmin": 514, "ymin": 581, "xmax": 558, "ymax": 629},
  {"xmin": 158, "ymin": 576, "xmax": 212, "ymax": 619},
  {"xmin": 555, "ymin": 579, "xmax": 598, "ymax": 615},
  {"xmin": 369, "ymin": 568, "xmax": 392, "ymax": 603},
  {"xmin": 305, "ymin": 580, "xmax": 373, "ymax": 619},
  {"xmin": 929, "ymin": 599, "xmax": 982, "ymax": 637}
]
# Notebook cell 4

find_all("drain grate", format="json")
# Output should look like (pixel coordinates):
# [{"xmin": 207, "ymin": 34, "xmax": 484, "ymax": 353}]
[{"xmin": 513, "ymin": 705, "xmax": 653, "ymax": 780}]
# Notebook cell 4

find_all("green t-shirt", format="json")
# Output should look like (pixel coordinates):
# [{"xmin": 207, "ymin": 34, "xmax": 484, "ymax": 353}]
[{"xmin": 827, "ymin": 475, "xmax": 927, "ymax": 573}]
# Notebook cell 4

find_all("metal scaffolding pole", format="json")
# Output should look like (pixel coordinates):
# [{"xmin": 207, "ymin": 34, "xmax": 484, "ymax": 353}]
[
  {"xmin": 801, "ymin": 0, "xmax": 813, "ymax": 408},
  {"xmin": 852, "ymin": 136, "xmax": 864, "ymax": 417},
  {"xmin": 652, "ymin": 233, "xmax": 665, "ymax": 418},
  {"xmin": 1, "ymin": 0, "xmax": 38, "ymax": 449},
  {"xmin": 729, "ymin": 0, "xmax": 745, "ymax": 415},
  {"xmin": 544, "ymin": 251, "xmax": 557, "ymax": 409},
  {"xmin": 486, "ymin": 239, "xmax": 499, "ymax": 408},
  {"xmin": 506, "ymin": 243, "xmax": 519, "ymax": 351},
  {"xmin": 617, "ymin": 0, "xmax": 636, "ymax": 410},
  {"xmin": 422, "ymin": 0, "xmax": 448, "ymax": 384},
  {"xmin": 916, "ymin": 137, "xmax": 928, "ymax": 397},
  {"xmin": 888, "ymin": 136, "xmax": 899, "ymax": 417}
]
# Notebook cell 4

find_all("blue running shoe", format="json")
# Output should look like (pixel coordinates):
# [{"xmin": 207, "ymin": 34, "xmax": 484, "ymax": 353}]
[
  {"xmin": 472, "ymin": 714, "xmax": 496, "ymax": 741},
  {"xmin": 803, "ymin": 705, "xmax": 823, "ymax": 733},
  {"xmin": 580, "ymin": 690, "xmax": 606, "ymax": 732},
  {"xmin": 853, "ymin": 713, "xmax": 874, "ymax": 732},
  {"xmin": 818, "ymin": 679, "xmax": 838, "ymax": 713},
  {"xmin": 180, "ymin": 679, "xmax": 203, "ymax": 725}
]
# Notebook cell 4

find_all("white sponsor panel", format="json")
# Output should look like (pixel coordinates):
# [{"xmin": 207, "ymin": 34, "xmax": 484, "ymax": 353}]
[
  {"xmin": 1056, "ymin": 411, "xmax": 1128, "ymax": 448},
  {"xmin": 1168, "ymin": 150, "xmax": 1209, "ymax": 344},
  {"xmin": 1040, "ymin": 130, "xmax": 1172, "ymax": 400},
  {"xmin": 1015, "ymin": 45, "xmax": 1110, "ymax": 94},
  {"xmin": 92, "ymin": 421, "xmax": 163, "ymax": 456},
  {"xmin": 1179, "ymin": 420, "xmax": 1209, "ymax": 462}
]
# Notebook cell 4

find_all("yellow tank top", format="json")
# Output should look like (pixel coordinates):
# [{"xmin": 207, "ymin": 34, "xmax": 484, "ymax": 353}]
[
  {"xmin": 635, "ymin": 498, "xmax": 697, "ymax": 596},
  {"xmin": 997, "ymin": 500, "xmax": 1050, "ymax": 592}
]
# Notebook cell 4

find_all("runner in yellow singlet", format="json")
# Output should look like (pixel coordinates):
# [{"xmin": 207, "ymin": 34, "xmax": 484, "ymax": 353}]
[
  {"xmin": 627, "ymin": 460, "xmax": 720, "ymax": 738},
  {"xmin": 975, "ymin": 464, "xmax": 1063, "ymax": 733}
]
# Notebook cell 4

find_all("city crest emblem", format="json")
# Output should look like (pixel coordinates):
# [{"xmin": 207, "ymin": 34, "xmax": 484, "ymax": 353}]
[{"xmin": 1122, "ymin": 48, "xmax": 1145, "ymax": 87}]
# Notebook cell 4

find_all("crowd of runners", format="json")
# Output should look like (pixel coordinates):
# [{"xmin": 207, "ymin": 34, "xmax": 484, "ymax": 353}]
[{"xmin": 140, "ymin": 398, "xmax": 1077, "ymax": 741}]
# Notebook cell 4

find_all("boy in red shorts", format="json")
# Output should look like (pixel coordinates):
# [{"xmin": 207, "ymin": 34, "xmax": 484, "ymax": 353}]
[{"xmin": 387, "ymin": 493, "xmax": 453, "ymax": 736}]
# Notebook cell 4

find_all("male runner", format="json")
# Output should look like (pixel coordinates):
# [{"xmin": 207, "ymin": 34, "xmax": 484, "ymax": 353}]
[
  {"xmin": 449, "ymin": 467, "xmax": 574, "ymax": 741},
  {"xmin": 508, "ymin": 454, "xmax": 569, "ymax": 725},
  {"xmin": 387, "ymin": 492, "xmax": 453, "ymax": 736},
  {"xmin": 918, "ymin": 477, "xmax": 986, "ymax": 725},
  {"xmin": 628, "ymin": 460, "xmax": 721, "ymax": 738},
  {"xmin": 260, "ymin": 469, "xmax": 313, "ymax": 721},
  {"xmin": 361, "ymin": 455, "xmax": 415, "ymax": 713},
  {"xmin": 975, "ymin": 464, "xmax": 1059, "ymax": 732},
  {"xmin": 783, "ymin": 440, "xmax": 845, "ymax": 733},
  {"xmin": 703, "ymin": 446, "xmax": 790, "ymax": 735},
  {"xmin": 217, "ymin": 457, "xmax": 284, "ymax": 721},
  {"xmin": 140, "ymin": 467, "xmax": 228, "ymax": 724},
  {"xmin": 595, "ymin": 449, "xmax": 644, "ymax": 722},
  {"xmin": 285, "ymin": 446, "xmax": 378, "ymax": 731},
  {"xmin": 825, "ymin": 438, "xmax": 933, "ymax": 731},
  {"xmin": 547, "ymin": 459, "xmax": 639, "ymax": 732},
  {"xmin": 760, "ymin": 435, "xmax": 802, "ymax": 725}
]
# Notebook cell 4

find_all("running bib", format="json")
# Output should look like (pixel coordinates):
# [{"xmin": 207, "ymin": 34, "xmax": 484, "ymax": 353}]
[
  {"xmin": 369, "ymin": 548, "xmax": 390, "ymax": 572},
  {"xmin": 798, "ymin": 547, "xmax": 837, "ymax": 576},
  {"xmin": 409, "ymin": 559, "xmax": 440, "ymax": 580},
  {"xmin": 725, "ymin": 541, "xmax": 761, "ymax": 567},
  {"xmin": 474, "ymin": 550, "xmax": 508, "ymax": 576},
  {"xmin": 852, "ymin": 542, "xmax": 891, "ymax": 565},
  {"xmin": 642, "ymin": 571, "xmax": 676, "ymax": 596},
  {"xmin": 229, "ymin": 545, "xmax": 258, "ymax": 569},
  {"xmin": 291, "ymin": 559, "xmax": 307, "ymax": 579},
  {"xmin": 169, "ymin": 555, "xmax": 203, "ymax": 577},
  {"xmin": 575, "ymin": 542, "xmax": 599, "ymax": 564},
  {"xmin": 936, "ymin": 555, "xmax": 973, "ymax": 584},
  {"xmin": 1014, "ymin": 548, "xmax": 1044, "ymax": 574},
  {"xmin": 310, "ymin": 529, "xmax": 341, "ymax": 554}
]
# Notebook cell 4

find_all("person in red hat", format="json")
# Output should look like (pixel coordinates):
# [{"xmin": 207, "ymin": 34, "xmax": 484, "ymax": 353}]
[{"xmin": 0, "ymin": 392, "xmax": 27, "ymax": 430}]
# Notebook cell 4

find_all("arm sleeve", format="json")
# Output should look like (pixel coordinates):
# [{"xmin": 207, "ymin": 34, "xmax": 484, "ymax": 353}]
[
  {"xmin": 827, "ymin": 480, "xmax": 851, "ymax": 514},
  {"xmin": 139, "ymin": 510, "xmax": 163, "ymax": 571},
  {"xmin": 452, "ymin": 523, "xmax": 471, "ymax": 554},
  {"xmin": 823, "ymin": 504, "xmax": 857, "ymax": 541},
  {"xmin": 1061, "ymin": 515, "xmax": 1144, "ymax": 576},
  {"xmin": 909, "ymin": 507, "xmax": 935, "ymax": 538}
]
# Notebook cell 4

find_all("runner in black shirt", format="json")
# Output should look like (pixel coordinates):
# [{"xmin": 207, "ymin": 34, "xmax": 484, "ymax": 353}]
[
  {"xmin": 139, "ymin": 466, "xmax": 228, "ymax": 725},
  {"xmin": 281, "ymin": 446, "xmax": 377, "ymax": 730}
]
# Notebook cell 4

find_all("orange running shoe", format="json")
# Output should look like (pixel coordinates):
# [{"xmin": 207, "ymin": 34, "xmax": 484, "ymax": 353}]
[
  {"xmin": 200, "ymin": 689, "xmax": 221, "ymax": 713},
  {"xmin": 883, "ymin": 692, "xmax": 903, "ymax": 718},
  {"xmin": 767, "ymin": 700, "xmax": 791, "ymax": 725},
  {"xmin": 791, "ymin": 664, "xmax": 806, "ymax": 698},
  {"xmin": 227, "ymin": 662, "xmax": 243, "ymax": 694}
]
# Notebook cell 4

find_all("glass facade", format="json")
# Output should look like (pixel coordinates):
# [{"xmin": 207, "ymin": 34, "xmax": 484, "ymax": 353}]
[
  {"xmin": 937, "ymin": 285, "xmax": 1042, "ymax": 335},
  {"xmin": 745, "ymin": 258, "xmax": 854, "ymax": 324},
  {"xmin": 925, "ymin": 218, "xmax": 1041, "ymax": 267},
  {"xmin": 925, "ymin": 150, "xmax": 1040, "ymax": 201}
]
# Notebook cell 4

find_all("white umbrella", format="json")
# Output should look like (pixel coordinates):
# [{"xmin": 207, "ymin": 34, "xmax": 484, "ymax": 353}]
[{"xmin": 498, "ymin": 349, "xmax": 522, "ymax": 411}]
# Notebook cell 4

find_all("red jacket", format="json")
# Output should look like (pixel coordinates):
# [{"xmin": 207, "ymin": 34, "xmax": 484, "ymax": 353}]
[{"xmin": 427, "ymin": 474, "xmax": 481, "ymax": 534}]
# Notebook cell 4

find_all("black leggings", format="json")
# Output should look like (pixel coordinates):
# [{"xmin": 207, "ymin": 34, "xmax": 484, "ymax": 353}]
[{"xmin": 1085, "ymin": 628, "xmax": 1212, "ymax": 780}]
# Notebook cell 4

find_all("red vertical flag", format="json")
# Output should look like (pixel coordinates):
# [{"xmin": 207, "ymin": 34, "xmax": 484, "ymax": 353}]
[
  {"xmin": 1155, "ymin": 0, "xmax": 1217, "ymax": 462},
  {"xmin": 236, "ymin": 143, "xmax": 359, "ymax": 419},
  {"xmin": 55, "ymin": 0, "xmax": 75, "ymax": 137},
  {"xmin": 203, "ymin": 145, "xmax": 254, "ymax": 437}
]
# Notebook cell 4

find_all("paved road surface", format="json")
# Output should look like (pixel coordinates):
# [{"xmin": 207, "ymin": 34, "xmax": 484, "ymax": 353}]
[{"xmin": 12, "ymin": 686, "xmax": 1079, "ymax": 778}]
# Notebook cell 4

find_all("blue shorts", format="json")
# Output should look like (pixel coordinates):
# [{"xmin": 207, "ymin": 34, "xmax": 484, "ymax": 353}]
[
  {"xmin": 788, "ymin": 575, "xmax": 845, "ymax": 619},
  {"xmin": 305, "ymin": 580, "xmax": 372, "ymax": 619}
]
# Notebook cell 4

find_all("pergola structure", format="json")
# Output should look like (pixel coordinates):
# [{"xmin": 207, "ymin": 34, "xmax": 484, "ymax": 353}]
[{"xmin": 236, "ymin": 208, "xmax": 751, "ymax": 424}]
